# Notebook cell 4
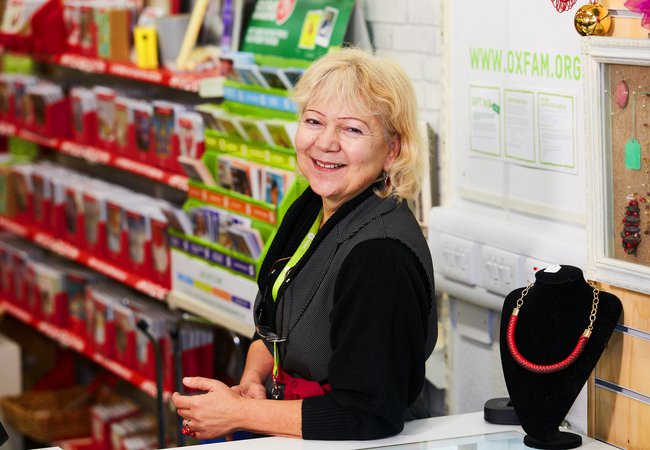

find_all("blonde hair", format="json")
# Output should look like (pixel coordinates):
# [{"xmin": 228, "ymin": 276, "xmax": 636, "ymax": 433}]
[{"xmin": 292, "ymin": 48, "xmax": 427, "ymax": 202}]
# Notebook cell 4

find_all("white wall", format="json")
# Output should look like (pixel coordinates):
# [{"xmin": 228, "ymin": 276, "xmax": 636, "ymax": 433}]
[{"xmin": 360, "ymin": 0, "xmax": 443, "ymax": 133}]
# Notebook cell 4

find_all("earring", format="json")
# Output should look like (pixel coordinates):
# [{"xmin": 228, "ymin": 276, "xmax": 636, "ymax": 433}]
[{"xmin": 621, "ymin": 194, "xmax": 642, "ymax": 255}]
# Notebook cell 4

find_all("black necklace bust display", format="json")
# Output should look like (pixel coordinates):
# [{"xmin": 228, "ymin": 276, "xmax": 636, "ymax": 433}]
[{"xmin": 499, "ymin": 265, "xmax": 622, "ymax": 449}]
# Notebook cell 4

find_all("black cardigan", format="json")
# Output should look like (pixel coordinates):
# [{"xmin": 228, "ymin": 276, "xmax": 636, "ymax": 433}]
[{"xmin": 257, "ymin": 185, "xmax": 432, "ymax": 440}]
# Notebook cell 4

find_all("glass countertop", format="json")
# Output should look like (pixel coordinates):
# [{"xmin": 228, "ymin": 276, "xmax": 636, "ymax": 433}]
[{"xmin": 363, "ymin": 431, "xmax": 531, "ymax": 450}]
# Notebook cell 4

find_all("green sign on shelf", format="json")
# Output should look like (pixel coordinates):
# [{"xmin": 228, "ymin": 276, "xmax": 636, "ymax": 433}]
[{"xmin": 242, "ymin": 0, "xmax": 355, "ymax": 62}]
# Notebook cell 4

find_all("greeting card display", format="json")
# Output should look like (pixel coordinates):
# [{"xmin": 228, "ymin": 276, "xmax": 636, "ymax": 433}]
[
  {"xmin": 70, "ymin": 87, "xmax": 97, "ymax": 145},
  {"xmin": 10, "ymin": 163, "xmax": 35, "ymax": 224},
  {"xmin": 177, "ymin": 111, "xmax": 204, "ymax": 159},
  {"xmin": 131, "ymin": 101, "xmax": 153, "ymax": 161},
  {"xmin": 114, "ymin": 97, "xmax": 133, "ymax": 155},
  {"xmin": 23, "ymin": 82, "xmax": 69, "ymax": 137},
  {"xmin": 94, "ymin": 87, "xmax": 117, "ymax": 150},
  {"xmin": 152, "ymin": 100, "xmax": 184, "ymax": 171},
  {"xmin": 82, "ymin": 184, "xmax": 110, "ymax": 258}
]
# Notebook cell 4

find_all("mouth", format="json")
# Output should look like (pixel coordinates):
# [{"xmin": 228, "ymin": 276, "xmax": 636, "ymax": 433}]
[{"xmin": 313, "ymin": 159, "xmax": 345, "ymax": 170}]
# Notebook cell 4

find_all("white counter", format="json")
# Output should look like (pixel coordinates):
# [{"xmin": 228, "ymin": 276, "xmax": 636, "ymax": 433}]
[{"xmin": 170, "ymin": 412, "xmax": 614, "ymax": 450}]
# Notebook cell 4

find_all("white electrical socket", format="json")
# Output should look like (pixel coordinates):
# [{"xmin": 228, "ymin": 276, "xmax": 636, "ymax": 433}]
[
  {"xmin": 524, "ymin": 258, "xmax": 555, "ymax": 285},
  {"xmin": 480, "ymin": 246, "xmax": 522, "ymax": 296},
  {"xmin": 439, "ymin": 233, "xmax": 479, "ymax": 286}
]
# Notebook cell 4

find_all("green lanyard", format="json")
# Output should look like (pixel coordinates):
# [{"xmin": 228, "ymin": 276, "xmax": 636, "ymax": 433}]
[{"xmin": 270, "ymin": 209, "xmax": 322, "ymax": 385}]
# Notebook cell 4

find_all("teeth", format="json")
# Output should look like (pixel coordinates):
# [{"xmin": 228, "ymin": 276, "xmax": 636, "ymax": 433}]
[{"xmin": 315, "ymin": 160, "xmax": 343, "ymax": 169}]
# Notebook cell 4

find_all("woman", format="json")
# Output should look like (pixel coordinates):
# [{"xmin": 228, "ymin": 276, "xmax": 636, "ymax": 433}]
[{"xmin": 172, "ymin": 48, "xmax": 437, "ymax": 441}]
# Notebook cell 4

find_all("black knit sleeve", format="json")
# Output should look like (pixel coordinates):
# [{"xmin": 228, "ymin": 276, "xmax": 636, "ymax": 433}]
[{"xmin": 301, "ymin": 239, "xmax": 430, "ymax": 440}]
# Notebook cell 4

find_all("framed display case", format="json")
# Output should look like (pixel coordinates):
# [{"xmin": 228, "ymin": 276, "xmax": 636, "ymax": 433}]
[{"xmin": 583, "ymin": 37, "xmax": 650, "ymax": 293}]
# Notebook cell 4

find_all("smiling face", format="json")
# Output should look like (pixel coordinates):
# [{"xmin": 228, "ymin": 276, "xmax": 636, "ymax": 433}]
[{"xmin": 296, "ymin": 96, "xmax": 398, "ymax": 221}]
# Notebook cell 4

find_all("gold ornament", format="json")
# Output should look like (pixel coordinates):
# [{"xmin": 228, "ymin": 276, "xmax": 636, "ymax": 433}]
[{"xmin": 574, "ymin": 1, "xmax": 611, "ymax": 36}]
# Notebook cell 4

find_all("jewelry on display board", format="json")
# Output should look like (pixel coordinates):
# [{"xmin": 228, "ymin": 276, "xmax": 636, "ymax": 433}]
[
  {"xmin": 614, "ymin": 79, "xmax": 629, "ymax": 109},
  {"xmin": 574, "ymin": 1, "xmax": 612, "ymax": 36},
  {"xmin": 506, "ymin": 282, "xmax": 600, "ymax": 374},
  {"xmin": 551, "ymin": 0, "xmax": 578, "ymax": 12},
  {"xmin": 621, "ymin": 194, "xmax": 642, "ymax": 255}
]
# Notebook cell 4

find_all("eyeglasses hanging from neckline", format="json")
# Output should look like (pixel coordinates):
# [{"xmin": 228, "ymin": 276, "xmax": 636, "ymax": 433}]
[{"xmin": 255, "ymin": 256, "xmax": 293, "ymax": 343}]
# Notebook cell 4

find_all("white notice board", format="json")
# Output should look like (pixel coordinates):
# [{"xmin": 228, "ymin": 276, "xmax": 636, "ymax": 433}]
[{"xmin": 446, "ymin": 1, "xmax": 586, "ymax": 223}]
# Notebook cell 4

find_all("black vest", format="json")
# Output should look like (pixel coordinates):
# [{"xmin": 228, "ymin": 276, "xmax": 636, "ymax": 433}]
[{"xmin": 255, "ymin": 190, "xmax": 436, "ymax": 384}]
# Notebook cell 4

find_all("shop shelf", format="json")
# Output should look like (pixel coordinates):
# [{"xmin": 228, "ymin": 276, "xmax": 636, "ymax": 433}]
[
  {"xmin": 0, "ymin": 298, "xmax": 170, "ymax": 399},
  {"xmin": 0, "ymin": 216, "xmax": 169, "ymax": 300}
]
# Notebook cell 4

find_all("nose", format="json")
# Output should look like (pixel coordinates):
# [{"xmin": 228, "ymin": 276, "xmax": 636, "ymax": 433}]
[{"xmin": 315, "ymin": 126, "xmax": 340, "ymax": 152}]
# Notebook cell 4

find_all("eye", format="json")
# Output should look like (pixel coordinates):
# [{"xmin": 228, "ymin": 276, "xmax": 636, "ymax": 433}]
[
  {"xmin": 304, "ymin": 117, "xmax": 322, "ymax": 126},
  {"xmin": 342, "ymin": 126, "xmax": 364, "ymax": 135}
]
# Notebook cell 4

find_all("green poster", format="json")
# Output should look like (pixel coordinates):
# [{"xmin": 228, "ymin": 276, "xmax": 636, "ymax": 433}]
[{"xmin": 242, "ymin": 0, "xmax": 355, "ymax": 61}]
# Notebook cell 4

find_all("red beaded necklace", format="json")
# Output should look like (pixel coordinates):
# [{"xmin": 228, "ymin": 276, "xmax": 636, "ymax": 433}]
[{"xmin": 506, "ymin": 282, "xmax": 600, "ymax": 373}]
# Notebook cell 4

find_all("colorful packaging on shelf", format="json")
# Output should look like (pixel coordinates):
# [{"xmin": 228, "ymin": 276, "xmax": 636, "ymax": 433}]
[
  {"xmin": 263, "ymin": 118, "xmax": 297, "ymax": 149},
  {"xmin": 70, "ymin": 87, "xmax": 98, "ymax": 145},
  {"xmin": 110, "ymin": 413, "xmax": 156, "ymax": 450},
  {"xmin": 29, "ymin": 258, "xmax": 67, "ymax": 324},
  {"xmin": 1, "ymin": 237, "xmax": 43, "ymax": 305},
  {"xmin": 10, "ymin": 164, "xmax": 34, "ymax": 224},
  {"xmin": 151, "ymin": 100, "xmax": 185, "ymax": 172},
  {"xmin": 148, "ymin": 206, "xmax": 170, "ymax": 288},
  {"xmin": 63, "ymin": 0, "xmax": 83, "ymax": 52},
  {"xmin": 130, "ymin": 100, "xmax": 153, "ymax": 163},
  {"xmin": 94, "ymin": 86, "xmax": 117, "ymax": 151},
  {"xmin": 90, "ymin": 399, "xmax": 140, "ymax": 450},
  {"xmin": 177, "ymin": 110, "xmax": 204, "ymax": 160},
  {"xmin": 113, "ymin": 298, "xmax": 137, "ymax": 366},
  {"xmin": 114, "ymin": 97, "xmax": 133, "ymax": 156},
  {"xmin": 82, "ymin": 182, "xmax": 111, "ymax": 258},
  {"xmin": 49, "ymin": 166, "xmax": 85, "ymax": 239},
  {"xmin": 66, "ymin": 267, "xmax": 103, "ymax": 339},
  {"xmin": 124, "ymin": 200, "xmax": 157, "ymax": 275},
  {"xmin": 0, "ymin": 74, "xmax": 16, "ymax": 121},
  {"xmin": 105, "ymin": 192, "xmax": 130, "ymax": 266},
  {"xmin": 31, "ymin": 168, "xmax": 51, "ymax": 228},
  {"xmin": 62, "ymin": 180, "xmax": 85, "ymax": 247},
  {"xmin": 193, "ymin": 103, "xmax": 222, "ymax": 131},
  {"xmin": 85, "ymin": 283, "xmax": 117, "ymax": 357},
  {"xmin": 10, "ymin": 75, "xmax": 38, "ymax": 126},
  {"xmin": 24, "ymin": 82, "xmax": 69, "ymax": 138}
]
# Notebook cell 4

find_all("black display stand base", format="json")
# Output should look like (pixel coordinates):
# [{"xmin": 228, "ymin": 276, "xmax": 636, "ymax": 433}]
[
  {"xmin": 484, "ymin": 397, "xmax": 520, "ymax": 425},
  {"xmin": 523, "ymin": 431, "xmax": 582, "ymax": 449}
]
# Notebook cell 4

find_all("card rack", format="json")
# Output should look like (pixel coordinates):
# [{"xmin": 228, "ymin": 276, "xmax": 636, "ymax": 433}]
[{"xmin": 167, "ymin": 81, "xmax": 305, "ymax": 337}]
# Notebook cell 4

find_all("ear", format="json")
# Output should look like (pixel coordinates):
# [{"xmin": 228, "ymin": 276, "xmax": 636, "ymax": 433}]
[{"xmin": 383, "ymin": 133, "xmax": 401, "ymax": 171}]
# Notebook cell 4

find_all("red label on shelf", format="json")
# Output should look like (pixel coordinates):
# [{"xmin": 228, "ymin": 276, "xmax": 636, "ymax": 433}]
[
  {"xmin": 0, "ymin": 121, "xmax": 17, "ymax": 136},
  {"xmin": 17, "ymin": 129, "xmax": 59, "ymax": 148},
  {"xmin": 167, "ymin": 174, "xmax": 189, "ymax": 191},
  {"xmin": 3, "ymin": 301, "xmax": 33, "ymax": 323},
  {"xmin": 110, "ymin": 64, "xmax": 165, "ymax": 83},
  {"xmin": 114, "ymin": 157, "xmax": 165, "ymax": 180},
  {"xmin": 58, "ymin": 53, "xmax": 108, "ymax": 73},
  {"xmin": 0, "ymin": 216, "xmax": 29, "ymax": 237},
  {"xmin": 86, "ymin": 256, "xmax": 129, "ymax": 282},
  {"xmin": 37, "ymin": 322, "xmax": 85, "ymax": 352},
  {"xmin": 33, "ymin": 232, "xmax": 80, "ymax": 259},
  {"xmin": 60, "ymin": 141, "xmax": 112, "ymax": 164},
  {"xmin": 133, "ymin": 279, "xmax": 169, "ymax": 300}
]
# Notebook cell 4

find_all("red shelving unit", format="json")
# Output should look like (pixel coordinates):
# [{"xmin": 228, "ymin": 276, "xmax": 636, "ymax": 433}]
[
  {"xmin": 0, "ymin": 299, "xmax": 169, "ymax": 399},
  {"xmin": 0, "ymin": 216, "xmax": 169, "ymax": 300},
  {"xmin": 0, "ymin": 120, "xmax": 189, "ymax": 191}
]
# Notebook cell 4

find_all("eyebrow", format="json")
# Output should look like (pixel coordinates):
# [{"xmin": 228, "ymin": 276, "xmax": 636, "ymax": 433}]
[{"xmin": 304, "ymin": 109, "xmax": 371, "ymax": 128}]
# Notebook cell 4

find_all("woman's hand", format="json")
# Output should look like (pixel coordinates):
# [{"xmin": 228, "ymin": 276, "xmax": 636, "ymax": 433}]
[
  {"xmin": 171, "ymin": 377, "xmax": 245, "ymax": 440},
  {"xmin": 231, "ymin": 380, "xmax": 267, "ymax": 399}
]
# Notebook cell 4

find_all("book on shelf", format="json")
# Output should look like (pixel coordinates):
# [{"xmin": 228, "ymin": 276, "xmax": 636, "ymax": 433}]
[{"xmin": 178, "ymin": 155, "xmax": 216, "ymax": 186}]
